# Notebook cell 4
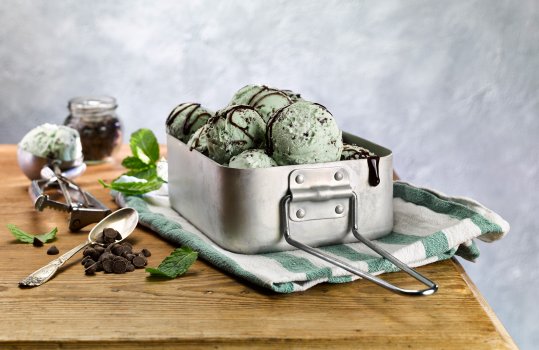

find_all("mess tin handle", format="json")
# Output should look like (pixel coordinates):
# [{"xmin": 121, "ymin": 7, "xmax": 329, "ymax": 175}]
[{"xmin": 280, "ymin": 193, "xmax": 438, "ymax": 296}]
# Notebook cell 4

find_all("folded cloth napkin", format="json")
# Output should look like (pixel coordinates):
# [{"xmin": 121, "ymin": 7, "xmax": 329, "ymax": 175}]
[{"xmin": 114, "ymin": 181, "xmax": 509, "ymax": 293}]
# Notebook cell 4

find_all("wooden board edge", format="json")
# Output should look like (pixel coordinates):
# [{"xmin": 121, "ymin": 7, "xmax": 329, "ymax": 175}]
[{"xmin": 450, "ymin": 258, "xmax": 519, "ymax": 350}]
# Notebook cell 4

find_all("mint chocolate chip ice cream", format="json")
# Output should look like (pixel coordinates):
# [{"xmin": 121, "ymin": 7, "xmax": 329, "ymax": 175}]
[
  {"xmin": 19, "ymin": 123, "xmax": 83, "ymax": 162},
  {"xmin": 206, "ymin": 105, "xmax": 266, "ymax": 164},
  {"xmin": 166, "ymin": 103, "xmax": 213, "ymax": 143},
  {"xmin": 229, "ymin": 85, "xmax": 296, "ymax": 123},
  {"xmin": 266, "ymin": 101, "xmax": 342, "ymax": 165},
  {"xmin": 228, "ymin": 149, "xmax": 277, "ymax": 169},
  {"xmin": 230, "ymin": 84, "xmax": 302, "ymax": 105},
  {"xmin": 187, "ymin": 123, "xmax": 210, "ymax": 155},
  {"xmin": 341, "ymin": 143, "xmax": 375, "ymax": 160}
]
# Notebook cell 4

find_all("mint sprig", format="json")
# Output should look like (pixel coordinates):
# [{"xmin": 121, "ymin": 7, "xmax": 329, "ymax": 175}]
[
  {"xmin": 7, "ymin": 224, "xmax": 57, "ymax": 244},
  {"xmin": 98, "ymin": 178, "xmax": 164, "ymax": 196},
  {"xmin": 146, "ymin": 247, "xmax": 198, "ymax": 279},
  {"xmin": 99, "ymin": 128, "xmax": 165, "ymax": 195},
  {"xmin": 129, "ymin": 128, "xmax": 160, "ymax": 165}
]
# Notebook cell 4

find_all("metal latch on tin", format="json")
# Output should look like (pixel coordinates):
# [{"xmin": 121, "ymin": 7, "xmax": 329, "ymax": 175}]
[
  {"xmin": 281, "ymin": 167, "xmax": 438, "ymax": 296},
  {"xmin": 288, "ymin": 167, "xmax": 352, "ymax": 222}
]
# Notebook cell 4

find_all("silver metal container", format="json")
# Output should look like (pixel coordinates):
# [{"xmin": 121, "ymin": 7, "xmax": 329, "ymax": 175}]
[
  {"xmin": 167, "ymin": 131, "xmax": 438, "ymax": 296},
  {"xmin": 167, "ymin": 131, "xmax": 393, "ymax": 254}
]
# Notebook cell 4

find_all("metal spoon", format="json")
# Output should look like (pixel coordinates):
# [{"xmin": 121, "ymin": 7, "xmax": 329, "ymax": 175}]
[{"xmin": 19, "ymin": 208, "xmax": 139, "ymax": 287}]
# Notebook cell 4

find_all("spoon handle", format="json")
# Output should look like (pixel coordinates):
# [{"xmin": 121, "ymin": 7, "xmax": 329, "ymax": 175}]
[{"xmin": 19, "ymin": 241, "xmax": 90, "ymax": 287}]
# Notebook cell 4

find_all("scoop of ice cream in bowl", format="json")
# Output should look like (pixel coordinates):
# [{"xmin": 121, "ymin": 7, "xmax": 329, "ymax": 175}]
[{"xmin": 17, "ymin": 123, "xmax": 85, "ymax": 180}]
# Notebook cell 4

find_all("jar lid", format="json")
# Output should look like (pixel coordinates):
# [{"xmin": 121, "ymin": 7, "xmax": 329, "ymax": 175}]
[{"xmin": 68, "ymin": 96, "xmax": 117, "ymax": 113}]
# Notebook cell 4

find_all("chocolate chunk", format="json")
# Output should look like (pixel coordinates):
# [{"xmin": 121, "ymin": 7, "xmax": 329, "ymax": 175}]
[
  {"xmin": 125, "ymin": 253, "xmax": 136, "ymax": 261},
  {"xmin": 94, "ymin": 245, "xmax": 105, "ymax": 255},
  {"xmin": 132, "ymin": 255, "xmax": 147, "ymax": 268},
  {"xmin": 83, "ymin": 247, "xmax": 96, "ymax": 257},
  {"xmin": 47, "ymin": 245, "xmax": 59, "ymax": 255},
  {"xmin": 94, "ymin": 232, "xmax": 105, "ymax": 244},
  {"xmin": 121, "ymin": 244, "xmax": 133, "ymax": 255},
  {"xmin": 112, "ymin": 259, "xmax": 127, "ymax": 274},
  {"xmin": 95, "ymin": 261, "xmax": 103, "ymax": 272},
  {"xmin": 99, "ymin": 252, "xmax": 114, "ymax": 262},
  {"xmin": 84, "ymin": 259, "xmax": 96, "ymax": 268},
  {"xmin": 111, "ymin": 245, "xmax": 125, "ymax": 256},
  {"xmin": 115, "ymin": 232, "xmax": 123, "ymax": 241},
  {"xmin": 141, "ymin": 248, "xmax": 151, "ymax": 257},
  {"xmin": 32, "ymin": 237, "xmax": 44, "ymax": 247},
  {"xmin": 91, "ymin": 250, "xmax": 101, "ymax": 261},
  {"xmin": 85, "ymin": 264, "xmax": 97, "ymax": 275},
  {"xmin": 103, "ymin": 228, "xmax": 118, "ymax": 239},
  {"xmin": 102, "ymin": 259, "xmax": 113, "ymax": 273},
  {"xmin": 103, "ymin": 228, "xmax": 119, "ymax": 244},
  {"xmin": 82, "ymin": 256, "xmax": 91, "ymax": 265},
  {"xmin": 126, "ymin": 262, "xmax": 135, "ymax": 272},
  {"xmin": 113, "ymin": 255, "xmax": 127, "ymax": 263}
]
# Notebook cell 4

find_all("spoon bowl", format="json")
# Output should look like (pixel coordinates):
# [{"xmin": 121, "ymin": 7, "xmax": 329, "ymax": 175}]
[{"xmin": 88, "ymin": 207, "xmax": 139, "ymax": 244}]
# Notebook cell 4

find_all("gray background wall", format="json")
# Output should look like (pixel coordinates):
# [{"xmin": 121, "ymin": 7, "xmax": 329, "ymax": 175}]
[{"xmin": 1, "ymin": 0, "xmax": 537, "ymax": 348}]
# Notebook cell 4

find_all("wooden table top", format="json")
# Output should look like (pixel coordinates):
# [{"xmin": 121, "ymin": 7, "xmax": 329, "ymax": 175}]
[{"xmin": 0, "ymin": 144, "xmax": 516, "ymax": 349}]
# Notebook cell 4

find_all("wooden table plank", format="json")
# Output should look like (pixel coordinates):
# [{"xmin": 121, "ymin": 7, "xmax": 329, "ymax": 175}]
[{"xmin": 0, "ymin": 145, "xmax": 517, "ymax": 349}]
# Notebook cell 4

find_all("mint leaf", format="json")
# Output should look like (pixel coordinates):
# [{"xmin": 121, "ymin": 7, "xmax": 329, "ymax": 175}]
[
  {"xmin": 6, "ymin": 224, "xmax": 33, "ymax": 243},
  {"xmin": 99, "ymin": 177, "xmax": 164, "ymax": 196},
  {"xmin": 126, "ymin": 167, "xmax": 158, "ymax": 181},
  {"xmin": 130, "ymin": 128, "xmax": 160, "ymax": 165},
  {"xmin": 145, "ymin": 267, "xmax": 176, "ymax": 278},
  {"xmin": 35, "ymin": 227, "xmax": 58, "ymax": 243},
  {"xmin": 99, "ymin": 128, "xmax": 166, "ymax": 196},
  {"xmin": 121, "ymin": 156, "xmax": 148, "ymax": 170},
  {"xmin": 7, "ymin": 224, "xmax": 57, "ymax": 244},
  {"xmin": 146, "ymin": 247, "xmax": 198, "ymax": 279}
]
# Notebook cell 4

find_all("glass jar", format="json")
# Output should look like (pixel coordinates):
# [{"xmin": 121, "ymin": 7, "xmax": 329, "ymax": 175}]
[{"xmin": 64, "ymin": 96, "xmax": 122, "ymax": 163}]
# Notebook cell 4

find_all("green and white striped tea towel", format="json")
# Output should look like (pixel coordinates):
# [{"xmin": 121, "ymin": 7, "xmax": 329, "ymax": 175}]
[{"xmin": 114, "ymin": 181, "xmax": 509, "ymax": 293}]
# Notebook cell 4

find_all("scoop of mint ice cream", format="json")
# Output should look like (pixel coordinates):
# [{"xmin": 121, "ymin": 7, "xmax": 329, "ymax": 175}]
[
  {"xmin": 206, "ymin": 105, "xmax": 266, "ymax": 164},
  {"xmin": 19, "ymin": 123, "xmax": 83, "ymax": 162},
  {"xmin": 229, "ymin": 85, "xmax": 294, "ymax": 123},
  {"xmin": 250, "ymin": 91, "xmax": 291, "ymax": 123},
  {"xmin": 266, "ymin": 101, "xmax": 342, "ymax": 165},
  {"xmin": 187, "ymin": 123, "xmax": 210, "ymax": 155},
  {"xmin": 228, "ymin": 149, "xmax": 277, "ymax": 169},
  {"xmin": 166, "ymin": 103, "xmax": 213, "ymax": 143},
  {"xmin": 341, "ymin": 143, "xmax": 375, "ymax": 160}
]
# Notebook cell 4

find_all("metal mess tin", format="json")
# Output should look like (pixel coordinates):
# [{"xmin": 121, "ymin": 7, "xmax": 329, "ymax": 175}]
[{"xmin": 168, "ymin": 131, "xmax": 438, "ymax": 296}]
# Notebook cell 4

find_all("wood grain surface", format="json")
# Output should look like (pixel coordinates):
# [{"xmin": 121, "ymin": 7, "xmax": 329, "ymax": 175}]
[{"xmin": 0, "ymin": 145, "xmax": 516, "ymax": 349}]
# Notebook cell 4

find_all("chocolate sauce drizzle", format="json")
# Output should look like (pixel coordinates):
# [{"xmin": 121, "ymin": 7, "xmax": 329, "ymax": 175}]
[
  {"xmin": 367, "ymin": 156, "xmax": 380, "ymax": 186},
  {"xmin": 250, "ymin": 89, "xmax": 292, "ymax": 109},
  {"xmin": 209, "ymin": 105, "xmax": 258, "ymax": 142},
  {"xmin": 166, "ymin": 103, "xmax": 196, "ymax": 127},
  {"xmin": 188, "ymin": 125, "xmax": 206, "ymax": 152},
  {"xmin": 166, "ymin": 103, "xmax": 211, "ymax": 137},
  {"xmin": 265, "ymin": 103, "xmax": 290, "ymax": 156},
  {"xmin": 247, "ymin": 85, "xmax": 271, "ymax": 105},
  {"xmin": 281, "ymin": 89, "xmax": 302, "ymax": 101}
]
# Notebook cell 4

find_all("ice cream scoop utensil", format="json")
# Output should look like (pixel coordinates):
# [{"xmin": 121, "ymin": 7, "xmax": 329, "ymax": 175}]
[
  {"xmin": 18, "ymin": 208, "xmax": 138, "ymax": 287},
  {"xmin": 29, "ymin": 163, "xmax": 111, "ymax": 231}
]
